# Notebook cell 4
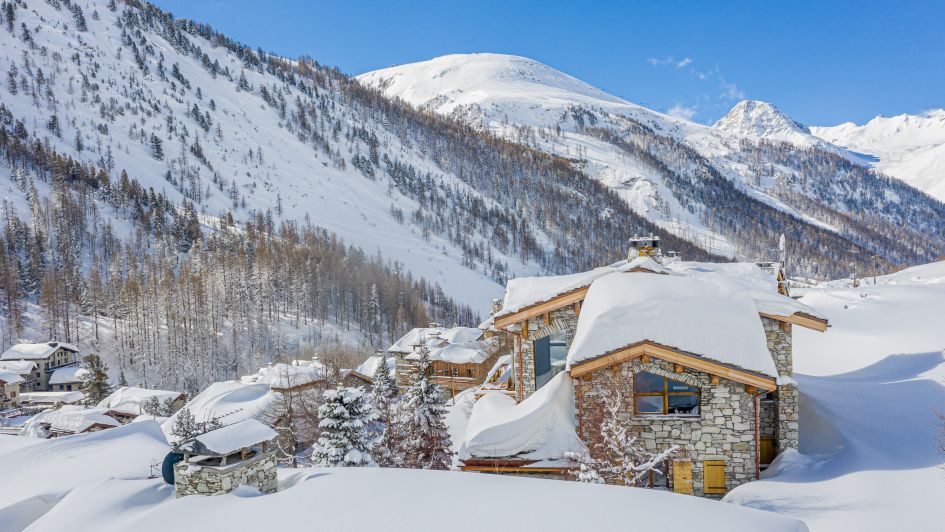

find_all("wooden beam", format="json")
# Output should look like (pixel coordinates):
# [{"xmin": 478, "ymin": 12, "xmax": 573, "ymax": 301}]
[
  {"xmin": 521, "ymin": 320, "xmax": 528, "ymax": 339},
  {"xmin": 569, "ymin": 341, "xmax": 777, "ymax": 391},
  {"xmin": 710, "ymin": 375, "xmax": 720, "ymax": 385},
  {"xmin": 641, "ymin": 354, "xmax": 649, "ymax": 364},
  {"xmin": 760, "ymin": 312, "xmax": 828, "ymax": 332},
  {"xmin": 745, "ymin": 385, "xmax": 758, "ymax": 395},
  {"xmin": 574, "ymin": 301, "xmax": 582, "ymax": 316},
  {"xmin": 494, "ymin": 286, "xmax": 590, "ymax": 329},
  {"xmin": 544, "ymin": 312, "xmax": 551, "ymax": 326},
  {"xmin": 673, "ymin": 363, "xmax": 684, "ymax": 373}
]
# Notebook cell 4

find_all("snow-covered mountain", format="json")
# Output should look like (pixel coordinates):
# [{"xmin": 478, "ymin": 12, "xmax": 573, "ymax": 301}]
[
  {"xmin": 714, "ymin": 99, "xmax": 828, "ymax": 149},
  {"xmin": 812, "ymin": 110, "xmax": 945, "ymax": 201},
  {"xmin": 359, "ymin": 54, "xmax": 945, "ymax": 275}
]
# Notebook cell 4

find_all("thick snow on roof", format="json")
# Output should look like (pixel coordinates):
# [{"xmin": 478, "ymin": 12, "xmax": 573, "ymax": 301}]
[
  {"xmin": 0, "ymin": 369, "xmax": 24, "ymax": 385},
  {"xmin": 462, "ymin": 373, "xmax": 584, "ymax": 460},
  {"xmin": 666, "ymin": 261, "xmax": 826, "ymax": 320},
  {"xmin": 48, "ymin": 366, "xmax": 89, "ymax": 385},
  {"xmin": 21, "ymin": 406, "xmax": 119, "ymax": 436},
  {"xmin": 20, "ymin": 390, "xmax": 85, "ymax": 404},
  {"xmin": 388, "ymin": 326, "xmax": 482, "ymax": 353},
  {"xmin": 618, "ymin": 255, "xmax": 669, "ymax": 274},
  {"xmin": 188, "ymin": 418, "xmax": 277, "ymax": 455},
  {"xmin": 495, "ymin": 265, "xmax": 615, "ymax": 318},
  {"xmin": 390, "ymin": 326, "xmax": 491, "ymax": 364},
  {"xmin": 241, "ymin": 362, "xmax": 325, "ymax": 389},
  {"xmin": 0, "ymin": 360, "xmax": 36, "ymax": 374},
  {"xmin": 353, "ymin": 356, "xmax": 396, "ymax": 380},
  {"xmin": 0, "ymin": 341, "xmax": 77, "ymax": 360},
  {"xmin": 162, "ymin": 381, "xmax": 277, "ymax": 443},
  {"xmin": 97, "ymin": 386, "xmax": 184, "ymax": 415},
  {"xmin": 568, "ymin": 273, "xmax": 779, "ymax": 377}
]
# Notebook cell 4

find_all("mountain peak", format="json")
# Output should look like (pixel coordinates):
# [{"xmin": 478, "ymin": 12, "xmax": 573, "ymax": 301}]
[{"xmin": 714, "ymin": 100, "xmax": 811, "ymax": 138}]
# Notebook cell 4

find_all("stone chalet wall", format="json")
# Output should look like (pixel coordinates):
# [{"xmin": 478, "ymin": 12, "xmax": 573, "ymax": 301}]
[
  {"xmin": 174, "ymin": 449, "xmax": 278, "ymax": 497},
  {"xmin": 762, "ymin": 317, "xmax": 798, "ymax": 453},
  {"xmin": 575, "ymin": 357, "xmax": 758, "ymax": 498},
  {"xmin": 515, "ymin": 306, "xmax": 579, "ymax": 400}
]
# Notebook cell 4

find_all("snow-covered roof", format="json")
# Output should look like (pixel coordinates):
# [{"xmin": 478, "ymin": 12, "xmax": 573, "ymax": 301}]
[
  {"xmin": 19, "ymin": 390, "xmax": 85, "ymax": 404},
  {"xmin": 617, "ymin": 255, "xmax": 669, "ymax": 274},
  {"xmin": 353, "ymin": 356, "xmax": 396, "ymax": 381},
  {"xmin": 48, "ymin": 366, "xmax": 89, "ymax": 385},
  {"xmin": 241, "ymin": 361, "xmax": 326, "ymax": 389},
  {"xmin": 162, "ymin": 381, "xmax": 277, "ymax": 443},
  {"xmin": 567, "ymin": 273, "xmax": 779, "ymax": 377},
  {"xmin": 494, "ymin": 265, "xmax": 616, "ymax": 319},
  {"xmin": 21, "ymin": 406, "xmax": 119, "ymax": 436},
  {"xmin": 187, "ymin": 418, "xmax": 277, "ymax": 455},
  {"xmin": 0, "ymin": 369, "xmax": 24, "ymax": 385},
  {"xmin": 0, "ymin": 341, "xmax": 78, "ymax": 360},
  {"xmin": 388, "ymin": 326, "xmax": 483, "ymax": 353},
  {"xmin": 0, "ymin": 360, "xmax": 37, "ymax": 374},
  {"xmin": 390, "ymin": 326, "xmax": 492, "ymax": 364},
  {"xmin": 461, "ymin": 373, "xmax": 585, "ymax": 460},
  {"xmin": 97, "ymin": 386, "xmax": 185, "ymax": 416},
  {"xmin": 494, "ymin": 259, "xmax": 827, "ymax": 328}
]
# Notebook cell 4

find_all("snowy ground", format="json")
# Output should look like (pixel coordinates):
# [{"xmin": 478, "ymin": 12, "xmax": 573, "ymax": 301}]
[{"xmin": 725, "ymin": 261, "xmax": 945, "ymax": 531}]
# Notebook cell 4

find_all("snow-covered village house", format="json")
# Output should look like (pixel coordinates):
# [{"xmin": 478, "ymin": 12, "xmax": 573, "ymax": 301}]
[
  {"xmin": 462, "ymin": 237, "xmax": 828, "ymax": 498},
  {"xmin": 388, "ymin": 325, "xmax": 499, "ymax": 397},
  {"xmin": 0, "ymin": 342, "xmax": 79, "ymax": 392},
  {"xmin": 0, "ymin": 369, "xmax": 24, "ymax": 408}
]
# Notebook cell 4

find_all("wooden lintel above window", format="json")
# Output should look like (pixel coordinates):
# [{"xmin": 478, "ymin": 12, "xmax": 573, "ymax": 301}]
[{"xmin": 568, "ymin": 341, "xmax": 776, "ymax": 392}]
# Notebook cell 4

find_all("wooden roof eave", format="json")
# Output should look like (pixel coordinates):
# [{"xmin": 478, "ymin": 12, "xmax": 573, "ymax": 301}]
[
  {"xmin": 568, "ymin": 341, "xmax": 777, "ymax": 391},
  {"xmin": 760, "ymin": 312, "xmax": 829, "ymax": 332},
  {"xmin": 493, "ymin": 286, "xmax": 590, "ymax": 330}
]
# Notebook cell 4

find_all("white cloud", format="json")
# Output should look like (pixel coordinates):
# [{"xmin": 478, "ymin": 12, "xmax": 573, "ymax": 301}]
[
  {"xmin": 667, "ymin": 103, "xmax": 698, "ymax": 120},
  {"xmin": 647, "ymin": 56, "xmax": 694, "ymax": 69},
  {"xmin": 720, "ymin": 81, "xmax": 745, "ymax": 100}
]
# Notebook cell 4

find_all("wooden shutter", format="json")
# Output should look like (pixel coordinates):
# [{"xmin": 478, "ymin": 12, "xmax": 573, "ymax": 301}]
[
  {"xmin": 672, "ymin": 460, "xmax": 693, "ymax": 494},
  {"xmin": 703, "ymin": 460, "xmax": 726, "ymax": 494}
]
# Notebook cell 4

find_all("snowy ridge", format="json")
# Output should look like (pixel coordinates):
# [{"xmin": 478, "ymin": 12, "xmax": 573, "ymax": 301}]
[
  {"xmin": 812, "ymin": 109, "xmax": 945, "ymax": 201},
  {"xmin": 359, "ymin": 54, "xmax": 945, "ymax": 272}
]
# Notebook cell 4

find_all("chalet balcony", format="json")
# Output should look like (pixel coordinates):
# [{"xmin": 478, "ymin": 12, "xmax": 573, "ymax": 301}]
[{"xmin": 429, "ymin": 373, "xmax": 478, "ymax": 393}]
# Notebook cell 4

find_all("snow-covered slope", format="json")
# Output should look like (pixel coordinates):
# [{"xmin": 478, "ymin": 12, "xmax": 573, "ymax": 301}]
[
  {"xmin": 358, "ymin": 54, "xmax": 945, "ymax": 272},
  {"xmin": 812, "ymin": 110, "xmax": 945, "ymax": 201},
  {"xmin": 724, "ymin": 260, "xmax": 945, "ymax": 531}
]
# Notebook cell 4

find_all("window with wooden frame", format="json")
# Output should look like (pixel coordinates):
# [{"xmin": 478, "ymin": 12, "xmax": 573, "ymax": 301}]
[
  {"xmin": 703, "ymin": 460, "xmax": 726, "ymax": 494},
  {"xmin": 633, "ymin": 371, "xmax": 700, "ymax": 416}
]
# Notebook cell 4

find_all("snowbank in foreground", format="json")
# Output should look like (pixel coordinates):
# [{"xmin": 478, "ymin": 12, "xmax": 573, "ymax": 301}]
[
  {"xmin": 19, "ymin": 468, "xmax": 809, "ymax": 532},
  {"xmin": 0, "ymin": 418, "xmax": 807, "ymax": 532}
]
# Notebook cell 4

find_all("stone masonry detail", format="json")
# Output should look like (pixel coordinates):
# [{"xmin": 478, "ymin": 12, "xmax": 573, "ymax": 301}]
[
  {"xmin": 762, "ymin": 317, "xmax": 798, "ymax": 452},
  {"xmin": 174, "ymin": 451, "xmax": 278, "ymax": 497},
  {"xmin": 576, "ymin": 357, "xmax": 758, "ymax": 498}
]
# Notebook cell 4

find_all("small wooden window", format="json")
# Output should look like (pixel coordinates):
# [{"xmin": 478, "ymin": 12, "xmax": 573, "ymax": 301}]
[
  {"xmin": 703, "ymin": 460, "xmax": 726, "ymax": 494},
  {"xmin": 633, "ymin": 372, "xmax": 700, "ymax": 416}
]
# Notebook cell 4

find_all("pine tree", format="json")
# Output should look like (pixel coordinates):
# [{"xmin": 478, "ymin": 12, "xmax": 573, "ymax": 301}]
[
  {"xmin": 311, "ymin": 385, "xmax": 377, "ymax": 467},
  {"xmin": 80, "ymin": 353, "xmax": 112, "ymax": 405},
  {"xmin": 399, "ymin": 343, "xmax": 453, "ymax": 469},
  {"xmin": 150, "ymin": 133, "xmax": 163, "ymax": 160},
  {"xmin": 371, "ymin": 356, "xmax": 399, "ymax": 466}
]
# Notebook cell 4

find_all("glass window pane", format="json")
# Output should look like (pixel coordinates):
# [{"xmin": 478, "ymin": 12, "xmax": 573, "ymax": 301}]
[
  {"xmin": 635, "ymin": 395, "xmax": 664, "ymax": 414},
  {"xmin": 533, "ymin": 336, "xmax": 552, "ymax": 389},
  {"xmin": 667, "ymin": 379, "xmax": 697, "ymax": 393},
  {"xmin": 668, "ymin": 394, "xmax": 699, "ymax": 415},
  {"xmin": 634, "ymin": 372, "xmax": 664, "ymax": 393}
]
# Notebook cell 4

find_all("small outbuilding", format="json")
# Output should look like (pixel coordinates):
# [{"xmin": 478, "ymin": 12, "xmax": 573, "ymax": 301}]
[{"xmin": 174, "ymin": 419, "xmax": 279, "ymax": 497}]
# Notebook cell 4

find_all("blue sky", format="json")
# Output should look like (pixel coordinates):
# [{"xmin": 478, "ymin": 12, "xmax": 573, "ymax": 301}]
[{"xmin": 152, "ymin": 0, "xmax": 944, "ymax": 125}]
